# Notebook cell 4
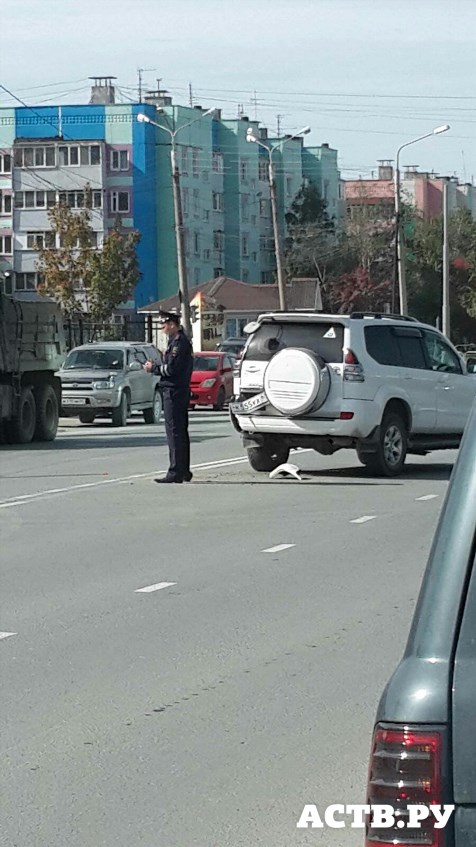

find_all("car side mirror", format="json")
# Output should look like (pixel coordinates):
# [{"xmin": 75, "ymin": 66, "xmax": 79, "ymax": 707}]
[{"xmin": 129, "ymin": 360, "xmax": 142, "ymax": 371}]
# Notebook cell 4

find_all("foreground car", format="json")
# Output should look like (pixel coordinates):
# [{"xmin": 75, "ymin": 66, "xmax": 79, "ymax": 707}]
[
  {"xmin": 59, "ymin": 341, "xmax": 163, "ymax": 426},
  {"xmin": 365, "ymin": 396, "xmax": 476, "ymax": 846},
  {"xmin": 190, "ymin": 352, "xmax": 235, "ymax": 411}
]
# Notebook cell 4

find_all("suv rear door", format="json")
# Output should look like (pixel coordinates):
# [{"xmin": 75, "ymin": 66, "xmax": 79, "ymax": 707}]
[
  {"xmin": 240, "ymin": 320, "xmax": 346, "ymax": 417},
  {"xmin": 394, "ymin": 326, "xmax": 438, "ymax": 432}
]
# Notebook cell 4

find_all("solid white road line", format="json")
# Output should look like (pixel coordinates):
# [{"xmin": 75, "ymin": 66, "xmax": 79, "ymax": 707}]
[
  {"xmin": 0, "ymin": 632, "xmax": 17, "ymax": 640},
  {"xmin": 0, "ymin": 448, "xmax": 313, "ymax": 511},
  {"xmin": 262, "ymin": 544, "xmax": 296, "ymax": 554},
  {"xmin": 135, "ymin": 582, "xmax": 177, "ymax": 594},
  {"xmin": 415, "ymin": 494, "xmax": 439, "ymax": 501},
  {"xmin": 350, "ymin": 515, "xmax": 377, "ymax": 524}
]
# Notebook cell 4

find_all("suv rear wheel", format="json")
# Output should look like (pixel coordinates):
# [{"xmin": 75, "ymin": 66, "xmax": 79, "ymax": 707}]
[
  {"xmin": 358, "ymin": 413, "xmax": 407, "ymax": 477},
  {"xmin": 247, "ymin": 438, "xmax": 290, "ymax": 472}
]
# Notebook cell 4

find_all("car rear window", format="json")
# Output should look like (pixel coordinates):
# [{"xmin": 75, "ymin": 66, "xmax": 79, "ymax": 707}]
[{"xmin": 245, "ymin": 322, "xmax": 344, "ymax": 363}]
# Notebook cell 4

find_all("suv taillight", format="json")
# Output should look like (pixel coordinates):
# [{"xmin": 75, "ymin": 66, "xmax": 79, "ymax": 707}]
[
  {"xmin": 366, "ymin": 724, "xmax": 444, "ymax": 846},
  {"xmin": 343, "ymin": 349, "xmax": 364, "ymax": 382}
]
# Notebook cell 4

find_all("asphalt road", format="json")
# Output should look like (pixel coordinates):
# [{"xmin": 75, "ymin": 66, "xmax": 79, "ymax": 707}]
[{"xmin": 0, "ymin": 412, "xmax": 455, "ymax": 847}]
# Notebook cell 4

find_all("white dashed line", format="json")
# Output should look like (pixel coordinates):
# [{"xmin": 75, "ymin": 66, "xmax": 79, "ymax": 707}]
[
  {"xmin": 262, "ymin": 544, "xmax": 296, "ymax": 554},
  {"xmin": 0, "ymin": 632, "xmax": 17, "ymax": 640},
  {"xmin": 350, "ymin": 515, "xmax": 377, "ymax": 524},
  {"xmin": 135, "ymin": 582, "xmax": 177, "ymax": 593},
  {"xmin": 415, "ymin": 494, "xmax": 439, "ymax": 501}
]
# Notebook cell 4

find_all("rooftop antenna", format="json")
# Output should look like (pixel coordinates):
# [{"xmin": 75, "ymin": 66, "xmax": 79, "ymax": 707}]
[
  {"xmin": 276, "ymin": 114, "xmax": 284, "ymax": 136},
  {"xmin": 137, "ymin": 67, "xmax": 156, "ymax": 103},
  {"xmin": 189, "ymin": 82, "xmax": 194, "ymax": 107},
  {"xmin": 251, "ymin": 89, "xmax": 258, "ymax": 120}
]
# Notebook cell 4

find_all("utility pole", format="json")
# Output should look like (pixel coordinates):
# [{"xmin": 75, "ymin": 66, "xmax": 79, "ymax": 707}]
[
  {"xmin": 442, "ymin": 179, "xmax": 450, "ymax": 338},
  {"xmin": 394, "ymin": 164, "xmax": 408, "ymax": 315},
  {"xmin": 268, "ymin": 154, "xmax": 287, "ymax": 310},
  {"xmin": 189, "ymin": 83, "xmax": 193, "ymax": 107},
  {"xmin": 138, "ymin": 68, "xmax": 143, "ymax": 103},
  {"xmin": 170, "ymin": 139, "xmax": 192, "ymax": 338},
  {"xmin": 276, "ymin": 114, "xmax": 284, "ymax": 136}
]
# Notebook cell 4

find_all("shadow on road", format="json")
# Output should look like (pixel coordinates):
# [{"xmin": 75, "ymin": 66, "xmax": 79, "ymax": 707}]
[
  {"xmin": 300, "ymin": 463, "xmax": 454, "ymax": 482},
  {"xmin": 0, "ymin": 433, "xmax": 231, "ymax": 452}
]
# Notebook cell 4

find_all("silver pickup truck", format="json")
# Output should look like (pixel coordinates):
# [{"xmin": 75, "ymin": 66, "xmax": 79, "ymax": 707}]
[{"xmin": 59, "ymin": 341, "xmax": 163, "ymax": 426}]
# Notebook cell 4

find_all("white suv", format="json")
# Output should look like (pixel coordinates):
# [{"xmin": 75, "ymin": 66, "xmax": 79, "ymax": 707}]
[{"xmin": 230, "ymin": 311, "xmax": 476, "ymax": 476}]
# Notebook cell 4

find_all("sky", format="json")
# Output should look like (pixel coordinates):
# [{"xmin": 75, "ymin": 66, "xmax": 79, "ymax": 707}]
[{"xmin": 2, "ymin": 0, "xmax": 476, "ymax": 180}]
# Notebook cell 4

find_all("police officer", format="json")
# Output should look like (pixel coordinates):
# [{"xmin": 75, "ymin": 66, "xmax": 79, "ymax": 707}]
[{"xmin": 144, "ymin": 310, "xmax": 193, "ymax": 484}]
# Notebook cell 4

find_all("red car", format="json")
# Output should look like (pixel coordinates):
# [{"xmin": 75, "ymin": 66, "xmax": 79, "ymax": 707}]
[{"xmin": 189, "ymin": 352, "xmax": 235, "ymax": 411}]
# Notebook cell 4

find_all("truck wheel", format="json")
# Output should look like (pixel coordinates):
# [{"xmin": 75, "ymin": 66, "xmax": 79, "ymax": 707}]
[
  {"xmin": 8, "ymin": 388, "xmax": 37, "ymax": 444},
  {"xmin": 357, "ymin": 413, "xmax": 407, "ymax": 477},
  {"xmin": 79, "ymin": 411, "xmax": 96, "ymax": 424},
  {"xmin": 34, "ymin": 384, "xmax": 59, "ymax": 441},
  {"xmin": 247, "ymin": 439, "xmax": 290, "ymax": 472},
  {"xmin": 112, "ymin": 392, "xmax": 129, "ymax": 427},
  {"xmin": 143, "ymin": 390, "xmax": 162, "ymax": 424}
]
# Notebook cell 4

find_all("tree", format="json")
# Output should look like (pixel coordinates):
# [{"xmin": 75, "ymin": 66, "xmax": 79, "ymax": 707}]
[
  {"xmin": 88, "ymin": 224, "xmax": 141, "ymax": 322},
  {"xmin": 36, "ymin": 188, "xmax": 141, "ymax": 320},
  {"xmin": 285, "ymin": 182, "xmax": 333, "ymax": 231},
  {"xmin": 36, "ymin": 190, "xmax": 95, "ymax": 316},
  {"xmin": 285, "ymin": 183, "xmax": 336, "ymax": 285}
]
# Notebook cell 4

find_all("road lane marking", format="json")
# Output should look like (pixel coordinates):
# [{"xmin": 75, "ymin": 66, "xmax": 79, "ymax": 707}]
[
  {"xmin": 0, "ymin": 449, "xmax": 313, "ymax": 511},
  {"xmin": 0, "ymin": 632, "xmax": 17, "ymax": 640},
  {"xmin": 416, "ymin": 494, "xmax": 439, "ymax": 501},
  {"xmin": 350, "ymin": 515, "xmax": 377, "ymax": 524},
  {"xmin": 262, "ymin": 543, "xmax": 296, "ymax": 554},
  {"xmin": 135, "ymin": 582, "xmax": 177, "ymax": 593}
]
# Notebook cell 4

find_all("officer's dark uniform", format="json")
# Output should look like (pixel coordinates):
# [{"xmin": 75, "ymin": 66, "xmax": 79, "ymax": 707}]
[{"xmin": 152, "ymin": 315, "xmax": 193, "ymax": 483}]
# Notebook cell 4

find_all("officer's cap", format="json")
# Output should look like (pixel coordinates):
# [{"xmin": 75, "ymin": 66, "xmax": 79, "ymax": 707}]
[{"xmin": 157, "ymin": 309, "xmax": 181, "ymax": 326}]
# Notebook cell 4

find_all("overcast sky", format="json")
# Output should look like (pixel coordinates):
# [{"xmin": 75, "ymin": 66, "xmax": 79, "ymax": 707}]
[{"xmin": 2, "ymin": 0, "xmax": 476, "ymax": 179}]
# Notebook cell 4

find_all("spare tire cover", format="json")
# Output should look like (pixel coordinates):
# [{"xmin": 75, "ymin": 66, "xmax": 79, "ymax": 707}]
[{"xmin": 264, "ymin": 348, "xmax": 327, "ymax": 416}]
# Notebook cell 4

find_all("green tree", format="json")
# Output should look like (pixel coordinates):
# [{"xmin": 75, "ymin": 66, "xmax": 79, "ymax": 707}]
[
  {"xmin": 88, "ymin": 224, "xmax": 141, "ymax": 322},
  {"xmin": 36, "ymin": 189, "xmax": 95, "ymax": 316}
]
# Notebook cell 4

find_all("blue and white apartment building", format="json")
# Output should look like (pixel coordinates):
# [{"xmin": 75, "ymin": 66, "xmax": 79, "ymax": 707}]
[{"xmin": 0, "ymin": 78, "xmax": 343, "ymax": 309}]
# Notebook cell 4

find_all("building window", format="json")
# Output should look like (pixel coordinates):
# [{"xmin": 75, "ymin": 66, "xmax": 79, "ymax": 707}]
[
  {"xmin": 193, "ymin": 189, "xmax": 200, "ymax": 217},
  {"xmin": 251, "ymin": 214, "xmax": 257, "ymax": 226},
  {"xmin": 93, "ymin": 191, "xmax": 103, "ymax": 209},
  {"xmin": 261, "ymin": 271, "xmax": 273, "ymax": 284},
  {"xmin": 202, "ymin": 170, "xmax": 209, "ymax": 182},
  {"xmin": 241, "ymin": 194, "xmax": 250, "ymax": 222},
  {"xmin": 90, "ymin": 145, "xmax": 101, "ymax": 165},
  {"xmin": 14, "ymin": 272, "xmax": 37, "ymax": 291},
  {"xmin": 192, "ymin": 148, "xmax": 199, "ymax": 178},
  {"xmin": 0, "ymin": 234, "xmax": 12, "ymax": 254},
  {"xmin": 15, "ymin": 190, "xmax": 56, "ymax": 209},
  {"xmin": 242, "ymin": 270, "xmax": 249, "ymax": 283},
  {"xmin": 203, "ymin": 209, "xmax": 210, "ymax": 221},
  {"xmin": 0, "ymin": 192, "xmax": 12, "ymax": 214},
  {"xmin": 286, "ymin": 177, "xmax": 293, "ymax": 197},
  {"xmin": 111, "ymin": 150, "xmax": 129, "ymax": 171},
  {"xmin": 213, "ymin": 230, "xmax": 224, "ymax": 252},
  {"xmin": 59, "ymin": 191, "xmax": 85, "ymax": 209},
  {"xmin": 251, "ymin": 251, "xmax": 257, "ymax": 262},
  {"xmin": 212, "ymin": 151, "xmax": 223, "ymax": 173},
  {"xmin": 259, "ymin": 199, "xmax": 269, "ymax": 218},
  {"xmin": 203, "ymin": 248, "xmax": 211, "ymax": 261},
  {"xmin": 258, "ymin": 160, "xmax": 268, "ymax": 182},
  {"xmin": 212, "ymin": 192, "xmax": 224, "ymax": 212},
  {"xmin": 182, "ymin": 187, "xmax": 189, "ymax": 216},
  {"xmin": 242, "ymin": 234, "xmax": 249, "ymax": 257},
  {"xmin": 14, "ymin": 146, "xmax": 56, "ymax": 168},
  {"xmin": 0, "ymin": 152, "xmax": 12, "ymax": 173},
  {"xmin": 110, "ymin": 191, "xmax": 130, "ymax": 213},
  {"xmin": 214, "ymin": 267, "xmax": 224, "ymax": 279},
  {"xmin": 181, "ymin": 146, "xmax": 189, "ymax": 174},
  {"xmin": 27, "ymin": 231, "xmax": 56, "ymax": 250},
  {"xmin": 194, "ymin": 267, "xmax": 200, "ymax": 285},
  {"xmin": 240, "ymin": 158, "xmax": 248, "ymax": 183},
  {"xmin": 194, "ymin": 232, "xmax": 200, "ymax": 256},
  {"xmin": 58, "ymin": 145, "xmax": 80, "ymax": 166}
]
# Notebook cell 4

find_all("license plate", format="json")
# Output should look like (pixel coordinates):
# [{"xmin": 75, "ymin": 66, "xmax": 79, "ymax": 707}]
[
  {"xmin": 62, "ymin": 397, "xmax": 87, "ymax": 406},
  {"xmin": 230, "ymin": 392, "xmax": 267, "ymax": 414}
]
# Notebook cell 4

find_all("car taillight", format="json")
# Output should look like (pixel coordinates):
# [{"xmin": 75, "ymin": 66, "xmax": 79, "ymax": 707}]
[
  {"xmin": 366, "ymin": 724, "xmax": 444, "ymax": 847},
  {"xmin": 343, "ymin": 349, "xmax": 365, "ymax": 382},
  {"xmin": 344, "ymin": 349, "xmax": 359, "ymax": 365}
]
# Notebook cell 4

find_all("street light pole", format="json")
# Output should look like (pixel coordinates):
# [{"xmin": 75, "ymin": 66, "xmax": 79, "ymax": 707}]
[
  {"xmin": 247, "ymin": 125, "xmax": 310, "ymax": 311},
  {"xmin": 442, "ymin": 179, "xmax": 450, "ymax": 338},
  {"xmin": 394, "ymin": 125, "xmax": 450, "ymax": 315},
  {"xmin": 137, "ymin": 108, "xmax": 215, "ymax": 339}
]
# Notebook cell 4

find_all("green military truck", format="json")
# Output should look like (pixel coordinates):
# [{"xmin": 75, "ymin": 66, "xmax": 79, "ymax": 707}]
[{"xmin": 0, "ymin": 291, "xmax": 66, "ymax": 444}]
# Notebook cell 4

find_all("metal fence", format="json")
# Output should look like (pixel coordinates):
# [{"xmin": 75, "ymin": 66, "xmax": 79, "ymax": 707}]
[{"xmin": 63, "ymin": 315, "xmax": 161, "ymax": 350}]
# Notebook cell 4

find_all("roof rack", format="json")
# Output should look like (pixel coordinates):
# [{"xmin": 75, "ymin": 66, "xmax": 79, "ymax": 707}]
[{"xmin": 349, "ymin": 311, "xmax": 418, "ymax": 322}]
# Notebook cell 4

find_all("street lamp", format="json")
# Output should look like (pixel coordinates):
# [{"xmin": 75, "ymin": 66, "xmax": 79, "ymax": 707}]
[
  {"xmin": 137, "ymin": 108, "xmax": 215, "ymax": 338},
  {"xmin": 394, "ymin": 124, "xmax": 450, "ymax": 314},
  {"xmin": 247, "ymin": 125, "xmax": 311, "ymax": 310}
]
